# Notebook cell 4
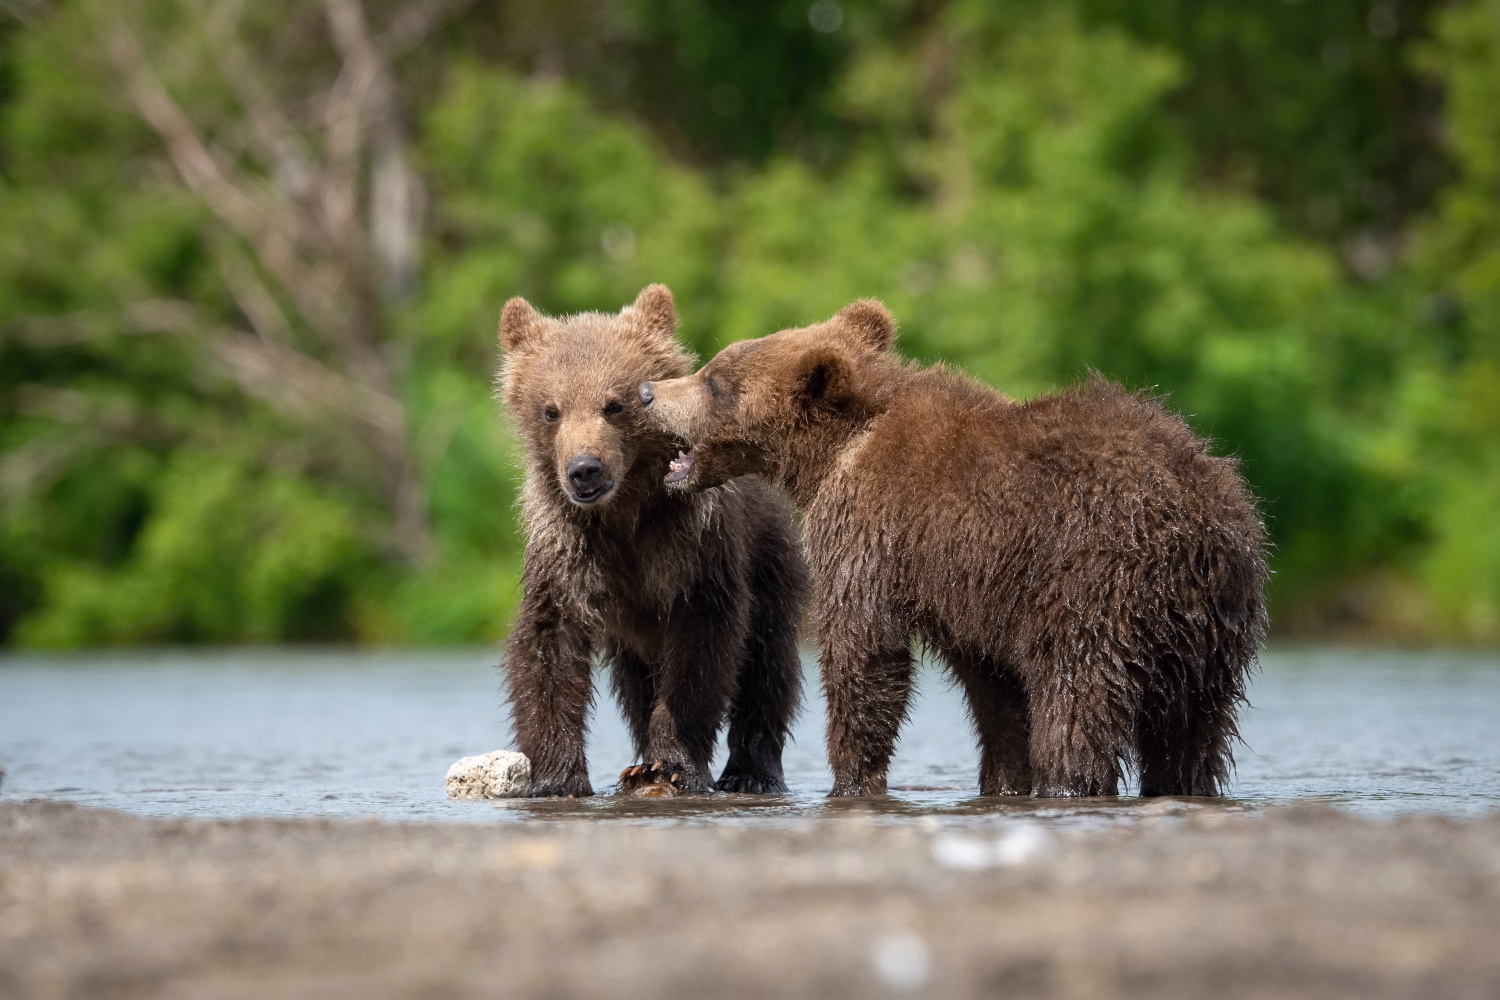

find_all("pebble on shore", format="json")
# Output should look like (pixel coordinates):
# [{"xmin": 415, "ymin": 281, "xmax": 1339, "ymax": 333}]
[{"xmin": 445, "ymin": 751, "xmax": 531, "ymax": 799}]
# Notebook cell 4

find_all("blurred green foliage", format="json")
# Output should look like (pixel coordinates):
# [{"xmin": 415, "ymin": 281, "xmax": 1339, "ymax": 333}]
[{"xmin": 0, "ymin": 0, "xmax": 1497, "ymax": 646}]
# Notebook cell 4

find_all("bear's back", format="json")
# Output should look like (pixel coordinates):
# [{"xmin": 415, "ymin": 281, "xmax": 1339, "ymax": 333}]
[
  {"xmin": 812, "ymin": 367, "xmax": 1264, "ymax": 649},
  {"xmin": 854, "ymin": 370, "xmax": 1252, "ymax": 531}
]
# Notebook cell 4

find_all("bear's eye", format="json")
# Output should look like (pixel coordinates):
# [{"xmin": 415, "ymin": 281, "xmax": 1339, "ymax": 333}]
[
  {"xmin": 706, "ymin": 376, "xmax": 722, "ymax": 399},
  {"xmin": 603, "ymin": 399, "xmax": 624, "ymax": 417},
  {"xmin": 543, "ymin": 405, "xmax": 560, "ymax": 422}
]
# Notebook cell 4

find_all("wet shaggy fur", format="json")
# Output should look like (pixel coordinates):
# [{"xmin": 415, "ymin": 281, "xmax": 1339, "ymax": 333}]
[
  {"xmin": 640, "ymin": 301, "xmax": 1268, "ymax": 798},
  {"xmin": 497, "ymin": 286, "xmax": 808, "ymax": 797}
]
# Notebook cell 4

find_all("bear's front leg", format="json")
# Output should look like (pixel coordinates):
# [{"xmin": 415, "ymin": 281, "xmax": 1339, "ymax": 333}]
[
  {"xmin": 616, "ymin": 702, "xmax": 716, "ymax": 796},
  {"xmin": 618, "ymin": 681, "xmax": 728, "ymax": 795},
  {"xmin": 504, "ymin": 572, "xmax": 595, "ymax": 798},
  {"xmin": 617, "ymin": 759, "xmax": 690, "ymax": 796},
  {"xmin": 618, "ymin": 588, "xmax": 744, "ymax": 796},
  {"xmin": 821, "ymin": 614, "xmax": 914, "ymax": 797}
]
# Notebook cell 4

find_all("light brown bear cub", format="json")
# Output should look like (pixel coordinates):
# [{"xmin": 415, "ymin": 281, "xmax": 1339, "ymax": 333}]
[
  {"xmin": 640, "ymin": 301, "xmax": 1267, "ymax": 798},
  {"xmin": 498, "ymin": 285, "xmax": 808, "ymax": 797}
]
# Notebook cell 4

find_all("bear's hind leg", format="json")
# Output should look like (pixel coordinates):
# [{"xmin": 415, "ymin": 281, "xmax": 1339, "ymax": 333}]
[
  {"xmin": 1025, "ymin": 649, "xmax": 1132, "ymax": 797},
  {"xmin": 1136, "ymin": 655, "xmax": 1242, "ymax": 797},
  {"xmin": 947, "ymin": 651, "xmax": 1032, "ymax": 795},
  {"xmin": 717, "ymin": 576, "xmax": 803, "ymax": 794}
]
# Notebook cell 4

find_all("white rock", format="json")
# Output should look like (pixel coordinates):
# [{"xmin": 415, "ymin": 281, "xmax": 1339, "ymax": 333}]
[{"xmin": 446, "ymin": 750, "xmax": 531, "ymax": 799}]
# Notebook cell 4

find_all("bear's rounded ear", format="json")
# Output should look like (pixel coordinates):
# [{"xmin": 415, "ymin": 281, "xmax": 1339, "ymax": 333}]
[
  {"xmin": 498, "ymin": 297, "xmax": 543, "ymax": 353},
  {"xmin": 798, "ymin": 347, "xmax": 856, "ymax": 410},
  {"xmin": 627, "ymin": 283, "xmax": 678, "ymax": 344},
  {"xmin": 834, "ymin": 299, "xmax": 896, "ymax": 352}
]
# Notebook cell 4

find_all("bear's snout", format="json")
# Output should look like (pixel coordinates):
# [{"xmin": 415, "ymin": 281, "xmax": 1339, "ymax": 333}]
[
  {"xmin": 638, "ymin": 381, "xmax": 654, "ymax": 407},
  {"xmin": 565, "ymin": 453, "xmax": 611, "ymax": 503}
]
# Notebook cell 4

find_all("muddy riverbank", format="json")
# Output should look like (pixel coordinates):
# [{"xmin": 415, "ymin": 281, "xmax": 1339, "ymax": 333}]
[{"xmin": 3, "ymin": 799, "xmax": 1498, "ymax": 999}]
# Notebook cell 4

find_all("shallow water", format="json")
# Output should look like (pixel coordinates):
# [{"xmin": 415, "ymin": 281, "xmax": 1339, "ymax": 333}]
[{"xmin": 1, "ymin": 646, "xmax": 1497, "ymax": 826}]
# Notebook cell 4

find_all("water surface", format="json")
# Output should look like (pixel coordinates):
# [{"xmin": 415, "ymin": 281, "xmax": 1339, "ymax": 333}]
[{"xmin": 1, "ymin": 647, "xmax": 1496, "ymax": 826}]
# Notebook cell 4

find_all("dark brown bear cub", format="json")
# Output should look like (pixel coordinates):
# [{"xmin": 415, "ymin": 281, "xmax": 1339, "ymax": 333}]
[
  {"xmin": 498, "ymin": 285, "xmax": 808, "ymax": 797},
  {"xmin": 640, "ymin": 301, "xmax": 1267, "ymax": 798}
]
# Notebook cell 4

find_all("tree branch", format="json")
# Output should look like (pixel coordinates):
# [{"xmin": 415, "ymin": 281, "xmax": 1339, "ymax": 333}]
[
  {"xmin": 323, "ymin": 0, "xmax": 424, "ymax": 295},
  {"xmin": 105, "ymin": 22, "xmax": 347, "ymax": 342},
  {"xmin": 107, "ymin": 24, "xmax": 271, "ymax": 241},
  {"xmin": 181, "ymin": 0, "xmax": 301, "ymax": 193},
  {"xmin": 213, "ymin": 329, "xmax": 403, "ymax": 438},
  {"xmin": 102, "ymin": 10, "xmax": 431, "ymax": 561},
  {"xmin": 208, "ymin": 234, "xmax": 295, "ymax": 345},
  {"xmin": 379, "ymin": 0, "xmax": 477, "ymax": 60}
]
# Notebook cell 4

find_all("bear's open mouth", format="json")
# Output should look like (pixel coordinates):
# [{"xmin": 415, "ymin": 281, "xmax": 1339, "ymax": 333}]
[{"xmin": 664, "ymin": 447, "xmax": 696, "ymax": 486}]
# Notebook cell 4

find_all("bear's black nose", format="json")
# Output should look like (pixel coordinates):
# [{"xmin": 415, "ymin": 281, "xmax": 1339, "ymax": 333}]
[
  {"xmin": 566, "ymin": 454, "xmax": 605, "ymax": 491},
  {"xmin": 638, "ymin": 381, "xmax": 654, "ymax": 407}
]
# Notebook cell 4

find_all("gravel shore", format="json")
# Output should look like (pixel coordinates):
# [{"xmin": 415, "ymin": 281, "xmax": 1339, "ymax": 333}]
[{"xmin": 3, "ymin": 799, "xmax": 1498, "ymax": 999}]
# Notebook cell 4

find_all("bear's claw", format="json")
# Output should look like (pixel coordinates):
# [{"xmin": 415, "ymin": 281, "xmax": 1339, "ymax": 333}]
[{"xmin": 618, "ymin": 760, "xmax": 687, "ymax": 797}]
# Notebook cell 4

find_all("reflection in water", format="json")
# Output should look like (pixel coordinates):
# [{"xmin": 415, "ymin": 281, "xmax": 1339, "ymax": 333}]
[{"xmin": 0, "ymin": 647, "xmax": 1497, "ymax": 825}]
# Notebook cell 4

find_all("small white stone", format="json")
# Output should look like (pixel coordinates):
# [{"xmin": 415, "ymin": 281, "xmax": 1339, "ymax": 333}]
[
  {"xmin": 446, "ymin": 750, "xmax": 531, "ymax": 799},
  {"xmin": 871, "ymin": 930, "xmax": 931, "ymax": 990}
]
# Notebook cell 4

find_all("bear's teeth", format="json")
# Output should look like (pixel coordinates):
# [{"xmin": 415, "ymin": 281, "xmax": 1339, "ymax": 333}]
[{"xmin": 665, "ymin": 448, "xmax": 695, "ymax": 484}]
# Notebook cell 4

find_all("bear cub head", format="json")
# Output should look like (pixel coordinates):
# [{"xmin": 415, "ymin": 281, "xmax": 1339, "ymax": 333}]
[
  {"xmin": 499, "ymin": 285, "xmax": 693, "ymax": 510},
  {"xmin": 639, "ymin": 299, "xmax": 896, "ymax": 492}
]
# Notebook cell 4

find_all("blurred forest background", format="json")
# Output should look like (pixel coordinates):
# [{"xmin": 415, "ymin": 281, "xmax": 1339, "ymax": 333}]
[{"xmin": 1, "ymin": 0, "xmax": 1498, "ymax": 648}]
